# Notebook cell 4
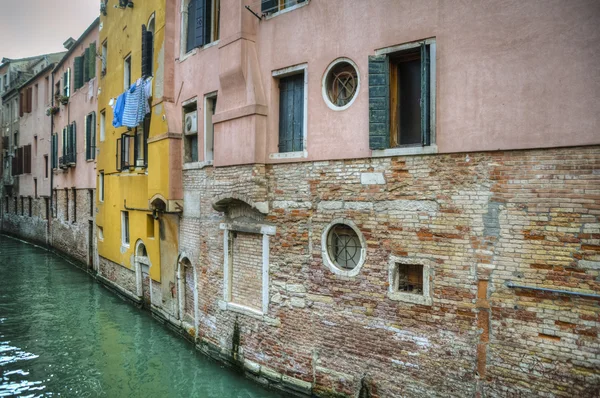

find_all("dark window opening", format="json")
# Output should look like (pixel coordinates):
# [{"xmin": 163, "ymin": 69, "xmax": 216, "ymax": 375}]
[
  {"xmin": 278, "ymin": 73, "xmax": 304, "ymax": 153},
  {"xmin": 183, "ymin": 101, "xmax": 198, "ymax": 163},
  {"xmin": 72, "ymin": 188, "xmax": 77, "ymax": 223},
  {"xmin": 394, "ymin": 264, "xmax": 424, "ymax": 294}
]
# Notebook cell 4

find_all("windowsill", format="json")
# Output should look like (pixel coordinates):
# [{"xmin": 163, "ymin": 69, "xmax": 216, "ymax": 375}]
[
  {"xmin": 183, "ymin": 160, "xmax": 213, "ymax": 170},
  {"xmin": 372, "ymin": 144, "xmax": 438, "ymax": 158},
  {"xmin": 220, "ymin": 301, "xmax": 264, "ymax": 319},
  {"xmin": 179, "ymin": 40, "xmax": 219, "ymax": 63},
  {"xmin": 264, "ymin": 1, "xmax": 309, "ymax": 20},
  {"xmin": 387, "ymin": 291, "xmax": 432, "ymax": 306},
  {"xmin": 269, "ymin": 150, "xmax": 307, "ymax": 160}
]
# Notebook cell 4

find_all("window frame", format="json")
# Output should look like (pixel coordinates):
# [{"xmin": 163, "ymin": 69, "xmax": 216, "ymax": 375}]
[
  {"xmin": 101, "ymin": 40, "xmax": 108, "ymax": 77},
  {"xmin": 121, "ymin": 210, "xmax": 130, "ymax": 247},
  {"xmin": 320, "ymin": 218, "xmax": 366, "ymax": 277},
  {"xmin": 182, "ymin": 97, "xmax": 199, "ymax": 164},
  {"xmin": 204, "ymin": 92, "xmax": 217, "ymax": 164},
  {"xmin": 180, "ymin": 0, "xmax": 221, "ymax": 61},
  {"xmin": 387, "ymin": 255, "xmax": 433, "ymax": 306},
  {"xmin": 263, "ymin": 0, "xmax": 309, "ymax": 20},
  {"xmin": 371, "ymin": 38, "xmax": 437, "ymax": 158},
  {"xmin": 124, "ymin": 54, "xmax": 132, "ymax": 90},
  {"xmin": 270, "ymin": 63, "xmax": 308, "ymax": 160},
  {"xmin": 322, "ymin": 57, "xmax": 360, "ymax": 111},
  {"xmin": 98, "ymin": 171, "xmax": 104, "ymax": 202}
]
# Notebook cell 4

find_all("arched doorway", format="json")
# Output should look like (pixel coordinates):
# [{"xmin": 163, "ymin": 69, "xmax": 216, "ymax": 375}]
[
  {"xmin": 135, "ymin": 240, "xmax": 151, "ymax": 306},
  {"xmin": 177, "ymin": 255, "xmax": 198, "ymax": 338}
]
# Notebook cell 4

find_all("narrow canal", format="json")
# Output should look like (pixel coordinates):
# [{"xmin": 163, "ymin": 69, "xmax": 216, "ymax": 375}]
[{"xmin": 0, "ymin": 235, "xmax": 281, "ymax": 397}]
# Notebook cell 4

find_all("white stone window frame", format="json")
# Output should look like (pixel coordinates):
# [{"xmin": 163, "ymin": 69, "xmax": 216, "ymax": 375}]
[
  {"xmin": 387, "ymin": 255, "xmax": 433, "ymax": 306},
  {"xmin": 371, "ymin": 38, "xmax": 438, "ymax": 158},
  {"xmin": 204, "ymin": 91, "xmax": 217, "ymax": 164},
  {"xmin": 322, "ymin": 57, "xmax": 360, "ymax": 111},
  {"xmin": 270, "ymin": 63, "xmax": 308, "ymax": 160},
  {"xmin": 321, "ymin": 218, "xmax": 367, "ymax": 277},
  {"xmin": 220, "ymin": 222, "xmax": 276, "ymax": 318}
]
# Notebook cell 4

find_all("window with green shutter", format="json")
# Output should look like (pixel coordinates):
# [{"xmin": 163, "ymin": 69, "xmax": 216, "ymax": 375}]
[
  {"xmin": 88, "ymin": 42, "xmax": 96, "ymax": 79},
  {"xmin": 85, "ymin": 112, "xmax": 96, "ymax": 160},
  {"xmin": 278, "ymin": 73, "xmax": 305, "ymax": 153},
  {"xmin": 368, "ymin": 39, "xmax": 435, "ymax": 151},
  {"xmin": 74, "ymin": 56, "xmax": 84, "ymax": 90},
  {"xmin": 83, "ymin": 47, "xmax": 90, "ymax": 82}
]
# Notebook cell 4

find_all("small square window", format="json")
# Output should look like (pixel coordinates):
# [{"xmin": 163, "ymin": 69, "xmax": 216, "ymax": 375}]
[{"xmin": 394, "ymin": 264, "xmax": 423, "ymax": 294}]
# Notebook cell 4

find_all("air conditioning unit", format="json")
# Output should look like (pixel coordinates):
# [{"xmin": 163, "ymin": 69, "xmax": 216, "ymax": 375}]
[{"xmin": 184, "ymin": 111, "xmax": 197, "ymax": 135}]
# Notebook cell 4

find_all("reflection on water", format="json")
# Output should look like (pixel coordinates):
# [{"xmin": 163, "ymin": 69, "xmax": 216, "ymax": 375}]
[{"xmin": 0, "ymin": 235, "xmax": 280, "ymax": 397}]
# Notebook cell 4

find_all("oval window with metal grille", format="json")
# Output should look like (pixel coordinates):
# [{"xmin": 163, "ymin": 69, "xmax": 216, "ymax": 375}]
[
  {"xmin": 322, "ymin": 58, "xmax": 360, "ymax": 110},
  {"xmin": 322, "ymin": 220, "xmax": 366, "ymax": 276}
]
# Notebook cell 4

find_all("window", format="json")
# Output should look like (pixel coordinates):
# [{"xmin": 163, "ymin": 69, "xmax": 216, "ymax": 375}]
[
  {"xmin": 51, "ymin": 134, "xmax": 58, "ymax": 169},
  {"xmin": 63, "ymin": 68, "xmax": 70, "ymax": 98},
  {"xmin": 184, "ymin": 0, "xmax": 220, "ymax": 54},
  {"xmin": 63, "ymin": 123, "xmax": 76, "ymax": 165},
  {"xmin": 45, "ymin": 197, "xmax": 49, "ymax": 220},
  {"xmin": 34, "ymin": 84, "xmax": 38, "ymax": 110},
  {"xmin": 34, "ymin": 136, "xmax": 37, "ymax": 155},
  {"xmin": 89, "ymin": 189, "xmax": 94, "ymax": 216},
  {"xmin": 116, "ymin": 133, "xmax": 132, "ymax": 170},
  {"xmin": 20, "ymin": 196, "xmax": 24, "ymax": 216},
  {"xmin": 85, "ymin": 112, "xmax": 96, "ymax": 160},
  {"xmin": 54, "ymin": 81, "xmax": 61, "ymax": 102},
  {"xmin": 323, "ymin": 58, "xmax": 359, "ymax": 110},
  {"xmin": 121, "ymin": 211, "xmax": 130, "ymax": 246},
  {"xmin": 44, "ymin": 155, "xmax": 48, "ymax": 178},
  {"xmin": 135, "ymin": 127, "xmax": 144, "ymax": 166},
  {"xmin": 387, "ymin": 256, "xmax": 432, "ymax": 305},
  {"xmin": 183, "ymin": 100, "xmax": 198, "ymax": 163},
  {"xmin": 321, "ymin": 219, "xmax": 366, "ymax": 277},
  {"xmin": 273, "ymin": 66, "xmax": 307, "ymax": 155},
  {"xmin": 147, "ymin": 214, "xmax": 155, "ymax": 238},
  {"xmin": 34, "ymin": 178, "xmax": 37, "ymax": 198},
  {"xmin": 98, "ymin": 226, "xmax": 104, "ymax": 241},
  {"xmin": 99, "ymin": 171, "xmax": 104, "ymax": 202},
  {"xmin": 261, "ymin": 0, "xmax": 306, "ymax": 15},
  {"xmin": 28, "ymin": 197, "xmax": 32, "ymax": 217},
  {"xmin": 45, "ymin": 76, "xmax": 50, "ymax": 104},
  {"xmin": 204, "ymin": 93, "xmax": 217, "ymax": 162},
  {"xmin": 124, "ymin": 55, "xmax": 131, "ymax": 90},
  {"xmin": 369, "ymin": 39, "xmax": 436, "ymax": 154},
  {"xmin": 100, "ymin": 110, "xmax": 106, "ymax": 142},
  {"xmin": 4, "ymin": 197, "xmax": 8, "ymax": 214},
  {"xmin": 141, "ymin": 19, "xmax": 154, "ymax": 78},
  {"xmin": 101, "ymin": 40, "xmax": 108, "ymax": 76},
  {"xmin": 65, "ymin": 188, "xmax": 69, "ymax": 221}
]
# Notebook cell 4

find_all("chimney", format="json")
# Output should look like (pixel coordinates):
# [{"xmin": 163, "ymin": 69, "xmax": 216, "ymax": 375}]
[{"xmin": 63, "ymin": 37, "xmax": 76, "ymax": 50}]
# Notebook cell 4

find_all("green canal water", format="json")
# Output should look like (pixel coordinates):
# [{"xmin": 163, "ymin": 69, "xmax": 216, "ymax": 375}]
[{"xmin": 0, "ymin": 235, "xmax": 281, "ymax": 397}]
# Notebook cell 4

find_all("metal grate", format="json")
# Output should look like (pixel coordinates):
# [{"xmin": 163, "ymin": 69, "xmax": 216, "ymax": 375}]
[{"xmin": 327, "ymin": 224, "xmax": 361, "ymax": 270}]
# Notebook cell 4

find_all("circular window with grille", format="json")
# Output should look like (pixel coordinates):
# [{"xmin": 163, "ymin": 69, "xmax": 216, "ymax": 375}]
[
  {"xmin": 321, "ymin": 219, "xmax": 366, "ymax": 276},
  {"xmin": 322, "ymin": 58, "xmax": 360, "ymax": 111}
]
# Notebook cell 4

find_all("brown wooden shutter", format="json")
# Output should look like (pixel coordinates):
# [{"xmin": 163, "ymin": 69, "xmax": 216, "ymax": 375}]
[
  {"xmin": 19, "ymin": 92, "xmax": 24, "ymax": 117},
  {"xmin": 26, "ymin": 87, "xmax": 33, "ymax": 113},
  {"xmin": 24, "ymin": 144, "xmax": 31, "ymax": 174}
]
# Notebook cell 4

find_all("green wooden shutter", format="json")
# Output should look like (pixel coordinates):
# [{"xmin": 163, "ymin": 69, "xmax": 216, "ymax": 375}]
[
  {"xmin": 90, "ymin": 112, "xmax": 96, "ymax": 160},
  {"xmin": 88, "ymin": 42, "xmax": 96, "ymax": 79},
  {"xmin": 71, "ymin": 123, "xmax": 76, "ymax": 164},
  {"xmin": 74, "ymin": 56, "xmax": 84, "ymax": 90},
  {"xmin": 420, "ymin": 43, "xmax": 431, "ymax": 146},
  {"xmin": 52, "ymin": 134, "xmax": 57, "ymax": 169},
  {"xmin": 278, "ymin": 74, "xmax": 304, "ymax": 153},
  {"xmin": 83, "ymin": 47, "xmax": 90, "ymax": 82},
  {"xmin": 62, "ymin": 127, "xmax": 67, "ymax": 160},
  {"xmin": 368, "ymin": 55, "xmax": 390, "ymax": 150}
]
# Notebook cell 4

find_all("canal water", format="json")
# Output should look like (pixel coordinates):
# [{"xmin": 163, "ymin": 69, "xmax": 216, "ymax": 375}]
[{"xmin": 0, "ymin": 235, "xmax": 281, "ymax": 397}]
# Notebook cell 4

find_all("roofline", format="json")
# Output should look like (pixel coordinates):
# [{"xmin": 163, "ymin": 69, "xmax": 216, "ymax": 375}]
[
  {"xmin": 20, "ymin": 63, "xmax": 57, "ymax": 90},
  {"xmin": 1, "ymin": 52, "xmax": 66, "ymax": 67},
  {"xmin": 53, "ymin": 17, "xmax": 100, "ymax": 73}
]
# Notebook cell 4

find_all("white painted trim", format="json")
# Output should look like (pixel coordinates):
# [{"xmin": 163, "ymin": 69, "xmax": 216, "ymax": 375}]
[
  {"xmin": 181, "ymin": 96, "xmax": 197, "ymax": 107},
  {"xmin": 372, "ymin": 144, "xmax": 438, "ymax": 158},
  {"xmin": 223, "ymin": 228, "xmax": 230, "ymax": 302},
  {"xmin": 264, "ymin": 0, "xmax": 309, "ymax": 20},
  {"xmin": 374, "ymin": 37, "xmax": 437, "ymax": 56},
  {"xmin": 262, "ymin": 233, "xmax": 270, "ymax": 314},
  {"xmin": 271, "ymin": 63, "xmax": 308, "ymax": 159},
  {"xmin": 204, "ymin": 91, "xmax": 217, "ymax": 163},
  {"xmin": 321, "ymin": 57, "xmax": 360, "ymax": 111},
  {"xmin": 321, "ymin": 218, "xmax": 367, "ymax": 277},
  {"xmin": 387, "ymin": 255, "xmax": 433, "ymax": 306}
]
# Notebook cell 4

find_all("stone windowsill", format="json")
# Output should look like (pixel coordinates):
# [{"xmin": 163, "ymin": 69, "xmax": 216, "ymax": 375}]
[
  {"xmin": 183, "ymin": 160, "xmax": 213, "ymax": 170},
  {"xmin": 372, "ymin": 144, "xmax": 438, "ymax": 158}
]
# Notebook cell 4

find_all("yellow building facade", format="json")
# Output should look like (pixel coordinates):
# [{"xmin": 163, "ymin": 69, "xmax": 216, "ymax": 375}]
[{"xmin": 96, "ymin": 0, "xmax": 181, "ymax": 313}]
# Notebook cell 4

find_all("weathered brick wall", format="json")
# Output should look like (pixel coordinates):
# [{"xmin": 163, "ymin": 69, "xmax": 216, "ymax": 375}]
[
  {"xmin": 51, "ymin": 188, "xmax": 95, "ymax": 265},
  {"xmin": 99, "ymin": 255, "xmax": 137, "ymax": 295},
  {"xmin": 1, "ymin": 196, "xmax": 48, "ymax": 244},
  {"xmin": 181, "ymin": 146, "xmax": 599, "ymax": 397},
  {"xmin": 231, "ymin": 231, "xmax": 263, "ymax": 311}
]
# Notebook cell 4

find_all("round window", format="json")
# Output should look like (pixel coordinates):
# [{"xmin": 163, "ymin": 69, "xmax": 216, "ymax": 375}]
[
  {"xmin": 322, "ymin": 58, "xmax": 360, "ymax": 110},
  {"xmin": 323, "ymin": 221, "xmax": 366, "ymax": 276}
]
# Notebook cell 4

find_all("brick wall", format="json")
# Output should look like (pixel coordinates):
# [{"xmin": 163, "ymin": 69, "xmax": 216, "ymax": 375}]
[
  {"xmin": 231, "ymin": 231, "xmax": 263, "ymax": 312},
  {"xmin": 180, "ymin": 146, "xmax": 600, "ymax": 397},
  {"xmin": 1, "ymin": 196, "xmax": 48, "ymax": 244}
]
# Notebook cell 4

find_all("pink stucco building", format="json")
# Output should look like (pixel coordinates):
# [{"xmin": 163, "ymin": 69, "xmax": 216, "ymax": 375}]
[{"xmin": 50, "ymin": 18, "xmax": 100, "ymax": 267}]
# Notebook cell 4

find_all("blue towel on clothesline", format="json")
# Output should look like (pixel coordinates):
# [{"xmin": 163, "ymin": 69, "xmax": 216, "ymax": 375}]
[{"xmin": 112, "ymin": 92, "xmax": 127, "ymax": 128}]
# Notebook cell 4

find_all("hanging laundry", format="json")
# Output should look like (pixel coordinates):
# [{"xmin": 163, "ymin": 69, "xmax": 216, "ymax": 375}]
[
  {"xmin": 112, "ymin": 91, "xmax": 127, "ymax": 128},
  {"xmin": 122, "ymin": 82, "xmax": 141, "ymax": 128},
  {"xmin": 88, "ymin": 78, "xmax": 95, "ymax": 101}
]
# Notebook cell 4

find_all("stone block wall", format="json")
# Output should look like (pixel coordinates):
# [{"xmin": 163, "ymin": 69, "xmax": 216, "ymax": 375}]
[
  {"xmin": 180, "ymin": 146, "xmax": 600, "ymax": 397},
  {"xmin": 1, "ymin": 196, "xmax": 49, "ymax": 244},
  {"xmin": 51, "ymin": 188, "xmax": 95, "ymax": 266}
]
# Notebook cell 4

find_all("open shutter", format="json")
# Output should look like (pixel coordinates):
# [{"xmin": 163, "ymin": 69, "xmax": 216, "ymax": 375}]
[
  {"xmin": 85, "ymin": 116, "xmax": 91, "ymax": 160},
  {"xmin": 70, "ymin": 123, "xmax": 76, "ymax": 164},
  {"xmin": 89, "ymin": 42, "xmax": 96, "ymax": 79},
  {"xmin": 116, "ymin": 137, "xmax": 122, "ymax": 171},
  {"xmin": 278, "ymin": 77, "xmax": 291, "ymax": 153},
  {"xmin": 90, "ymin": 113, "xmax": 96, "ymax": 160},
  {"xmin": 74, "ymin": 56, "xmax": 84, "ymax": 90},
  {"xmin": 368, "ymin": 55, "xmax": 390, "ymax": 150},
  {"xmin": 186, "ymin": 0, "xmax": 197, "ymax": 52},
  {"xmin": 62, "ymin": 128, "xmax": 67, "ymax": 160},
  {"xmin": 420, "ymin": 42, "xmax": 431, "ymax": 146},
  {"xmin": 24, "ymin": 145, "xmax": 31, "ymax": 174},
  {"xmin": 141, "ymin": 25, "xmax": 153, "ymax": 78},
  {"xmin": 83, "ymin": 47, "xmax": 90, "ymax": 82},
  {"xmin": 262, "ymin": 0, "xmax": 277, "ymax": 13},
  {"xmin": 195, "ymin": 0, "xmax": 206, "ymax": 48},
  {"xmin": 292, "ymin": 75, "xmax": 304, "ymax": 151},
  {"xmin": 52, "ymin": 134, "xmax": 57, "ymax": 169}
]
